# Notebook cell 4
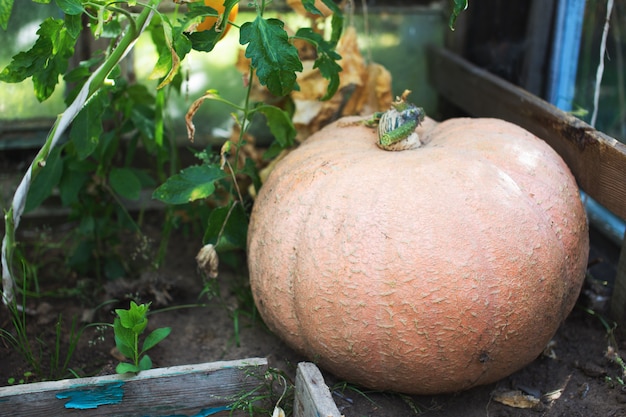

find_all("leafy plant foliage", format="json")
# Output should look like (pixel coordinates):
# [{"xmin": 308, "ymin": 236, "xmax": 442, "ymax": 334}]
[
  {"xmin": 114, "ymin": 301, "xmax": 171, "ymax": 374},
  {"xmin": 0, "ymin": 0, "xmax": 466, "ymax": 383}
]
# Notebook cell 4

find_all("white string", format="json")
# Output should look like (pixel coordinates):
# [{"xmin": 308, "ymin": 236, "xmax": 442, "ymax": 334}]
[{"xmin": 590, "ymin": 0, "xmax": 615, "ymax": 127}]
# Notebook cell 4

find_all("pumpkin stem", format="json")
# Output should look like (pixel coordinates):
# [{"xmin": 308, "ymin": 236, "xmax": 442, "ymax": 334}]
[{"xmin": 373, "ymin": 90, "xmax": 425, "ymax": 151}]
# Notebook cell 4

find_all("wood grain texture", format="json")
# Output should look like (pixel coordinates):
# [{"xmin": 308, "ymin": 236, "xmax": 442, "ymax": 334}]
[
  {"xmin": 427, "ymin": 46, "xmax": 626, "ymax": 221},
  {"xmin": 293, "ymin": 362, "xmax": 342, "ymax": 417},
  {"xmin": 0, "ymin": 358, "xmax": 267, "ymax": 417}
]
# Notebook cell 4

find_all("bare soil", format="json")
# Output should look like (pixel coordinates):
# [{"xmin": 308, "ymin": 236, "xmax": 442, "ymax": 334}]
[{"xmin": 1, "ymin": 214, "xmax": 625, "ymax": 417}]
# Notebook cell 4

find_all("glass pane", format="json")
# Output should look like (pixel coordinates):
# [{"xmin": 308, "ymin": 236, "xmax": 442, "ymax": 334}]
[{"xmin": 575, "ymin": 0, "xmax": 626, "ymax": 143}]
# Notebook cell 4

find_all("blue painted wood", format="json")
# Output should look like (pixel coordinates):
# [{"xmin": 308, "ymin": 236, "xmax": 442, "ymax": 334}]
[
  {"xmin": 56, "ymin": 381, "xmax": 125, "ymax": 409},
  {"xmin": 546, "ymin": 0, "xmax": 587, "ymax": 111},
  {"xmin": 0, "ymin": 358, "xmax": 268, "ymax": 416}
]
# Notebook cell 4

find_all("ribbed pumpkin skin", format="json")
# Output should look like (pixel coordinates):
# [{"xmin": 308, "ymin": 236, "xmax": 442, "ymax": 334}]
[{"xmin": 247, "ymin": 116, "xmax": 589, "ymax": 395}]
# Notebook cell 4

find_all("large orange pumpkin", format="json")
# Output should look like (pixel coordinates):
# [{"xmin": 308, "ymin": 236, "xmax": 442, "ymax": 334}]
[{"xmin": 247, "ymin": 114, "xmax": 589, "ymax": 395}]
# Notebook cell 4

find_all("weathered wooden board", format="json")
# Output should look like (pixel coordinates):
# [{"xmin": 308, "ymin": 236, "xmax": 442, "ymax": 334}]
[
  {"xmin": 0, "ymin": 118, "xmax": 57, "ymax": 150},
  {"xmin": 427, "ymin": 46, "xmax": 626, "ymax": 221},
  {"xmin": 0, "ymin": 358, "xmax": 267, "ymax": 417},
  {"xmin": 293, "ymin": 362, "xmax": 343, "ymax": 417}
]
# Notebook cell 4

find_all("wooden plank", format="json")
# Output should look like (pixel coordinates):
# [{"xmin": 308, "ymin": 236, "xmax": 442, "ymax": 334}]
[
  {"xmin": 0, "ymin": 358, "xmax": 267, "ymax": 417},
  {"xmin": 293, "ymin": 362, "xmax": 342, "ymax": 417},
  {"xmin": 427, "ymin": 46, "xmax": 626, "ymax": 221},
  {"xmin": 0, "ymin": 118, "xmax": 58, "ymax": 150}
]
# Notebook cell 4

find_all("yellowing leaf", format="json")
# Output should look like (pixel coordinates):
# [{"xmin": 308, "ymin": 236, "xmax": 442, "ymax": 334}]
[{"xmin": 152, "ymin": 165, "xmax": 229, "ymax": 205}]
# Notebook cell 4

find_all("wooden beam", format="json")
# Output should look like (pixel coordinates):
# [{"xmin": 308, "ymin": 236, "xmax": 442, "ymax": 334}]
[
  {"xmin": 427, "ymin": 46, "xmax": 626, "ymax": 221},
  {"xmin": 293, "ymin": 362, "xmax": 342, "ymax": 417},
  {"xmin": 0, "ymin": 358, "xmax": 267, "ymax": 417}
]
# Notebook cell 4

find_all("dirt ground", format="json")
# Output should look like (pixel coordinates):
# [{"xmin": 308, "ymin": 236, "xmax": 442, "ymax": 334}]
[{"xmin": 1, "ymin": 214, "xmax": 626, "ymax": 417}]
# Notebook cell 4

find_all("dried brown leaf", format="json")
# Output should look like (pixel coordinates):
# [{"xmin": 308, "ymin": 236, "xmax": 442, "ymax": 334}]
[
  {"xmin": 492, "ymin": 390, "xmax": 542, "ymax": 410},
  {"xmin": 196, "ymin": 244, "xmax": 219, "ymax": 279}
]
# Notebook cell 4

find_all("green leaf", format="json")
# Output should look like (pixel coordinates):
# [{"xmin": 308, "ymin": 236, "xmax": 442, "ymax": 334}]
[
  {"xmin": 0, "ymin": 0, "xmax": 14, "ymax": 30},
  {"xmin": 320, "ymin": 0, "xmax": 343, "ymax": 44},
  {"xmin": 130, "ymin": 106, "xmax": 155, "ymax": 141},
  {"xmin": 449, "ymin": 0, "xmax": 468, "ymax": 30},
  {"xmin": 0, "ymin": 17, "xmax": 76, "ymax": 101},
  {"xmin": 242, "ymin": 157, "xmax": 261, "ymax": 194},
  {"xmin": 64, "ymin": 12, "xmax": 83, "ymax": 39},
  {"xmin": 115, "ymin": 309, "xmax": 133, "ymax": 329},
  {"xmin": 34, "ymin": 18, "xmax": 77, "ymax": 100},
  {"xmin": 204, "ymin": 202, "xmax": 248, "ymax": 251},
  {"xmin": 329, "ymin": 12, "xmax": 343, "ymax": 45},
  {"xmin": 138, "ymin": 354, "xmax": 152, "ymax": 371},
  {"xmin": 116, "ymin": 301, "xmax": 150, "ymax": 333},
  {"xmin": 301, "ymin": 0, "xmax": 324, "ymax": 16},
  {"xmin": 240, "ymin": 17, "xmax": 303, "ymax": 97},
  {"xmin": 109, "ymin": 167, "xmax": 142, "ymax": 200},
  {"xmin": 294, "ymin": 28, "xmax": 342, "ymax": 100},
  {"xmin": 101, "ymin": 18, "xmax": 123, "ymax": 38},
  {"xmin": 184, "ymin": 2, "xmax": 218, "ymax": 20},
  {"xmin": 114, "ymin": 336, "xmax": 135, "ymax": 360},
  {"xmin": 70, "ymin": 90, "xmax": 108, "ymax": 160},
  {"xmin": 187, "ymin": 29, "xmax": 222, "ymax": 53},
  {"xmin": 55, "ymin": 0, "xmax": 84, "ymax": 15},
  {"xmin": 320, "ymin": 0, "xmax": 342, "ymax": 15},
  {"xmin": 142, "ymin": 327, "xmax": 171, "ymax": 353},
  {"xmin": 113, "ymin": 318, "xmax": 136, "ymax": 357},
  {"xmin": 149, "ymin": 15, "xmax": 191, "ymax": 88},
  {"xmin": 116, "ymin": 362, "xmax": 140, "ymax": 374},
  {"xmin": 152, "ymin": 165, "xmax": 229, "ymax": 204},
  {"xmin": 185, "ymin": 3, "xmax": 221, "ymax": 52},
  {"xmin": 63, "ymin": 54, "xmax": 103, "ymax": 94},
  {"xmin": 150, "ymin": 40, "xmax": 176, "ymax": 82},
  {"xmin": 24, "ymin": 146, "xmax": 64, "ymax": 213},
  {"xmin": 58, "ymin": 157, "xmax": 95, "ymax": 205},
  {"xmin": 254, "ymin": 104, "xmax": 296, "ymax": 148}
]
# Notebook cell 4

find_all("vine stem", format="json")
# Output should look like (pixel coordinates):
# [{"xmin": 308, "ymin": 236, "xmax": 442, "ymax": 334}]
[
  {"xmin": 590, "ymin": 0, "xmax": 614, "ymax": 127},
  {"xmin": 1, "ymin": 2, "xmax": 159, "ymax": 306}
]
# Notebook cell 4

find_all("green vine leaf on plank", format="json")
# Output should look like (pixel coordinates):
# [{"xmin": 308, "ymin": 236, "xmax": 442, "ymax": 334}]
[
  {"xmin": 152, "ymin": 165, "xmax": 229, "ymax": 204},
  {"xmin": 293, "ymin": 28, "xmax": 342, "ymax": 100},
  {"xmin": 240, "ymin": 16, "xmax": 303, "ymax": 97},
  {"xmin": 449, "ymin": 0, "xmax": 468, "ymax": 30}
]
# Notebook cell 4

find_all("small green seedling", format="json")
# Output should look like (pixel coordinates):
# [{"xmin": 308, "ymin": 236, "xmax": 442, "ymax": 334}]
[
  {"xmin": 7, "ymin": 372, "xmax": 34, "ymax": 385},
  {"xmin": 113, "ymin": 301, "xmax": 171, "ymax": 374}
]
